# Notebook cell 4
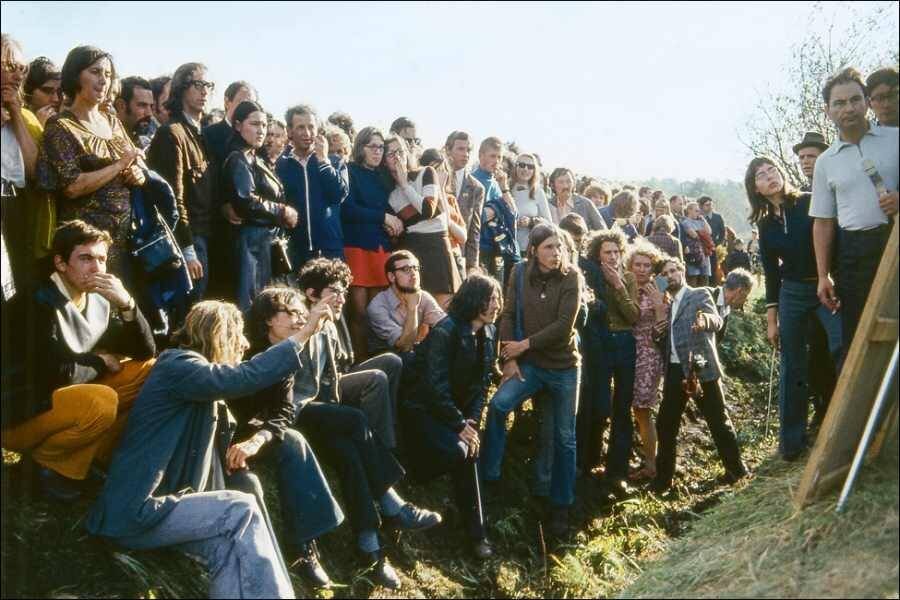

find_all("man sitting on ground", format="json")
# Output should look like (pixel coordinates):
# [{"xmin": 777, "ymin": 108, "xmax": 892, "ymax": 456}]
[
  {"xmin": 1, "ymin": 221, "xmax": 156, "ymax": 501},
  {"xmin": 298, "ymin": 257, "xmax": 404, "ymax": 450},
  {"xmin": 367, "ymin": 250, "xmax": 446, "ymax": 362}
]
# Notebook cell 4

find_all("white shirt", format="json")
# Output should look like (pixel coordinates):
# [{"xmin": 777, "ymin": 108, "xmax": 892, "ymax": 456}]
[
  {"xmin": 1, "ymin": 124, "xmax": 26, "ymax": 188},
  {"xmin": 669, "ymin": 286, "xmax": 687, "ymax": 364},
  {"xmin": 454, "ymin": 168, "xmax": 466, "ymax": 196},
  {"xmin": 716, "ymin": 287, "xmax": 731, "ymax": 320}
]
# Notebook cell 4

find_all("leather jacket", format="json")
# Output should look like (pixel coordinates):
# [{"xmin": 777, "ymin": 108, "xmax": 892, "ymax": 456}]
[
  {"xmin": 401, "ymin": 315, "xmax": 496, "ymax": 432},
  {"xmin": 222, "ymin": 149, "xmax": 288, "ymax": 227}
]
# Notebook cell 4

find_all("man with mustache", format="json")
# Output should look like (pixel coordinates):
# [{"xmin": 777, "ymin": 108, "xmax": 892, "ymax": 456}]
[{"xmin": 115, "ymin": 76, "xmax": 157, "ymax": 150}]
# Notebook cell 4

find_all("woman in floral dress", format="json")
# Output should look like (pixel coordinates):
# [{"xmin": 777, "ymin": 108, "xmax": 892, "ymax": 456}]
[
  {"xmin": 39, "ymin": 45, "xmax": 143, "ymax": 277},
  {"xmin": 627, "ymin": 243, "xmax": 667, "ymax": 480}
]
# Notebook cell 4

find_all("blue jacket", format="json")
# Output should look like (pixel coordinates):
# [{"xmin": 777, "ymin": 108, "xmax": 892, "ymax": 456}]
[
  {"xmin": 276, "ymin": 153, "xmax": 349, "ymax": 263},
  {"xmin": 473, "ymin": 167, "xmax": 519, "ymax": 254},
  {"xmin": 342, "ymin": 163, "xmax": 392, "ymax": 251},
  {"xmin": 85, "ymin": 339, "xmax": 304, "ymax": 539}
]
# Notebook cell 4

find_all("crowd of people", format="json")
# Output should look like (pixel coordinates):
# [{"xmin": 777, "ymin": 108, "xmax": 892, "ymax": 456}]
[{"xmin": 1, "ymin": 32, "xmax": 898, "ymax": 598}]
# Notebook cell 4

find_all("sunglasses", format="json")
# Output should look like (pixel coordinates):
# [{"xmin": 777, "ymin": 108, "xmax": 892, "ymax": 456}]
[
  {"xmin": 187, "ymin": 79, "xmax": 215, "ymax": 92},
  {"xmin": 517, "ymin": 162, "xmax": 535, "ymax": 170}
]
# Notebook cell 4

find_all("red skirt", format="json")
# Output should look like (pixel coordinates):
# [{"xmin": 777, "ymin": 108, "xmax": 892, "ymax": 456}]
[{"xmin": 344, "ymin": 246, "xmax": 390, "ymax": 288}]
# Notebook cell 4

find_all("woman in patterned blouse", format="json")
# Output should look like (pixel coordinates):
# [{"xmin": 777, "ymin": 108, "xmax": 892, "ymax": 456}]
[{"xmin": 38, "ymin": 46, "xmax": 143, "ymax": 277}]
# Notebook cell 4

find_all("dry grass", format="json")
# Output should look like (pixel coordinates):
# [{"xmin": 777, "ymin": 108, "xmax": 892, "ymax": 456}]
[{"xmin": 619, "ymin": 452, "xmax": 899, "ymax": 599}]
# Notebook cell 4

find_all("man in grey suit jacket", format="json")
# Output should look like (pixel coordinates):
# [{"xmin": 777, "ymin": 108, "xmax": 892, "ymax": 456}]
[
  {"xmin": 445, "ymin": 131, "xmax": 485, "ymax": 275},
  {"xmin": 651, "ymin": 257, "xmax": 747, "ymax": 493}
]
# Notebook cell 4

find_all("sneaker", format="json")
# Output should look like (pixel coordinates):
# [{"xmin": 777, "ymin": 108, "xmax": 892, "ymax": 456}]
[
  {"xmin": 37, "ymin": 467, "xmax": 82, "ymax": 503},
  {"xmin": 384, "ymin": 503, "xmax": 442, "ymax": 532},
  {"xmin": 292, "ymin": 541, "xmax": 331, "ymax": 589},
  {"xmin": 359, "ymin": 549, "xmax": 401, "ymax": 590}
]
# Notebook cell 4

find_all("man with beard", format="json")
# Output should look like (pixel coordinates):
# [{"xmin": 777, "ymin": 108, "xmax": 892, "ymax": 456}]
[
  {"xmin": 115, "ymin": 76, "xmax": 157, "ymax": 150},
  {"xmin": 367, "ymin": 250, "xmax": 446, "ymax": 359},
  {"xmin": 651, "ymin": 257, "xmax": 747, "ymax": 493}
]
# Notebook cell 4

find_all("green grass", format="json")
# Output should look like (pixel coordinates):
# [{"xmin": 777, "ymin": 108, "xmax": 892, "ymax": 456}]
[
  {"xmin": 618, "ymin": 455, "xmax": 899, "ymax": 599},
  {"xmin": 6, "ymin": 308, "xmax": 891, "ymax": 598}
]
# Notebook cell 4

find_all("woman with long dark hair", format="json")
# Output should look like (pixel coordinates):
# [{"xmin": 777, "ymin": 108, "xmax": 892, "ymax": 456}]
[
  {"xmin": 221, "ymin": 100, "xmax": 298, "ymax": 311},
  {"xmin": 399, "ymin": 272, "xmax": 502, "ymax": 558},
  {"xmin": 342, "ymin": 125, "xmax": 399, "ymax": 359},
  {"xmin": 746, "ymin": 156, "xmax": 841, "ymax": 461}
]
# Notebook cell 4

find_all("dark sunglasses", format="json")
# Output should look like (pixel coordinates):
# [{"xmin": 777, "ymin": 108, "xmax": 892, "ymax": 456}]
[{"xmin": 517, "ymin": 162, "xmax": 535, "ymax": 170}]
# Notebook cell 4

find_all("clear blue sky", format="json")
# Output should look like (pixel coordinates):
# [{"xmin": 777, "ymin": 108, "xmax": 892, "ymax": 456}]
[{"xmin": 0, "ymin": 1, "xmax": 858, "ymax": 181}]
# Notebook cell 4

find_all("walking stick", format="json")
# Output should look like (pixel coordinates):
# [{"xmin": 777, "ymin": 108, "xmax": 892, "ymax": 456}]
[
  {"xmin": 764, "ymin": 346, "xmax": 777, "ymax": 438},
  {"xmin": 473, "ymin": 460, "xmax": 485, "ymax": 533}
]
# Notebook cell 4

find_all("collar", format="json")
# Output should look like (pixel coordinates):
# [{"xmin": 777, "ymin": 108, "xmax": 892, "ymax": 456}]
[
  {"xmin": 716, "ymin": 287, "xmax": 726, "ymax": 308},
  {"xmin": 830, "ymin": 123, "xmax": 884, "ymax": 155},
  {"xmin": 554, "ymin": 195, "xmax": 574, "ymax": 209},
  {"xmin": 473, "ymin": 167, "xmax": 494, "ymax": 181},
  {"xmin": 291, "ymin": 149, "xmax": 315, "ymax": 166},
  {"xmin": 51, "ymin": 272, "xmax": 88, "ymax": 312},
  {"xmin": 670, "ymin": 285, "xmax": 687, "ymax": 305},
  {"xmin": 386, "ymin": 287, "xmax": 403, "ymax": 310}
]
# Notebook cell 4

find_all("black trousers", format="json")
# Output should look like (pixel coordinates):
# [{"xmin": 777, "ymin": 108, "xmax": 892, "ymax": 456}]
[
  {"xmin": 837, "ymin": 225, "xmax": 892, "ymax": 361},
  {"xmin": 400, "ymin": 406, "xmax": 485, "ymax": 540},
  {"xmin": 295, "ymin": 401, "xmax": 404, "ymax": 534},
  {"xmin": 655, "ymin": 364, "xmax": 745, "ymax": 488}
]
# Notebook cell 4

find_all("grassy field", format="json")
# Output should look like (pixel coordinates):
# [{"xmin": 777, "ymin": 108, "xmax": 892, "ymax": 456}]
[{"xmin": 6, "ymin": 304, "xmax": 892, "ymax": 599}]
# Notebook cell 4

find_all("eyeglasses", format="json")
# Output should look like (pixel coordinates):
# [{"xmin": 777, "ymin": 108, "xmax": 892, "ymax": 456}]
[
  {"xmin": 365, "ymin": 143, "xmax": 385, "ymax": 152},
  {"xmin": 754, "ymin": 167, "xmax": 779, "ymax": 181},
  {"xmin": 386, "ymin": 148, "xmax": 404, "ymax": 158},
  {"xmin": 325, "ymin": 285, "xmax": 348, "ymax": 298},
  {"xmin": 1, "ymin": 60, "xmax": 28, "ymax": 76},
  {"xmin": 186, "ymin": 79, "xmax": 215, "ymax": 92},
  {"xmin": 871, "ymin": 89, "xmax": 899, "ymax": 104},
  {"xmin": 392, "ymin": 264, "xmax": 420, "ymax": 275},
  {"xmin": 277, "ymin": 307, "xmax": 305, "ymax": 320},
  {"xmin": 517, "ymin": 162, "xmax": 535, "ymax": 170},
  {"xmin": 405, "ymin": 137, "xmax": 421, "ymax": 147}
]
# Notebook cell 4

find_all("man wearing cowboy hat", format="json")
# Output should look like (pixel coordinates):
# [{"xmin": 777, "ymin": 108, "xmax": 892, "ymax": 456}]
[{"xmin": 793, "ymin": 131, "xmax": 829, "ymax": 192}]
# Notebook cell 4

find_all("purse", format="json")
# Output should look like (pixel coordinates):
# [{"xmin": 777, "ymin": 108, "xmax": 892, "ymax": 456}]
[{"xmin": 130, "ymin": 188, "xmax": 183, "ymax": 275}]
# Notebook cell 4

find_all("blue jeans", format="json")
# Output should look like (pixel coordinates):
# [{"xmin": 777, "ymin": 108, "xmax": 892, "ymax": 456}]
[
  {"xmin": 481, "ymin": 362, "xmax": 580, "ymax": 507},
  {"xmin": 603, "ymin": 331, "xmax": 637, "ymax": 480},
  {"xmin": 778, "ymin": 279, "xmax": 842, "ymax": 456},
  {"xmin": 116, "ymin": 490, "xmax": 294, "ymax": 598},
  {"xmin": 191, "ymin": 234, "xmax": 210, "ymax": 302},
  {"xmin": 235, "ymin": 226, "xmax": 276, "ymax": 313}
]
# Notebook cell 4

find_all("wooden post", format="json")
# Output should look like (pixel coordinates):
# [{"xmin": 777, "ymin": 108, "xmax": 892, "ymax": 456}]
[{"xmin": 794, "ymin": 220, "xmax": 899, "ymax": 508}]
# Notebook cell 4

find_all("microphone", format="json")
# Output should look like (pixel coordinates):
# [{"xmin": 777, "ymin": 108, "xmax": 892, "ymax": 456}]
[{"xmin": 862, "ymin": 158, "xmax": 888, "ymax": 196}]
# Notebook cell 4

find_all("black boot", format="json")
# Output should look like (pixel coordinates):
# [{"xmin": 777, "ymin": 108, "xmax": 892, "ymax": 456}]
[
  {"xmin": 358, "ymin": 548, "xmax": 401, "ymax": 590},
  {"xmin": 292, "ymin": 540, "xmax": 331, "ymax": 589}
]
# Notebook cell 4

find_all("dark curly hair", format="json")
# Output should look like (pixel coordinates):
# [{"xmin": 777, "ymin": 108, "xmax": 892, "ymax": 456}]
[
  {"xmin": 586, "ymin": 227, "xmax": 626, "ymax": 262},
  {"xmin": 297, "ymin": 258, "xmax": 353, "ymax": 297},
  {"xmin": 447, "ymin": 270, "xmax": 503, "ymax": 322}
]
